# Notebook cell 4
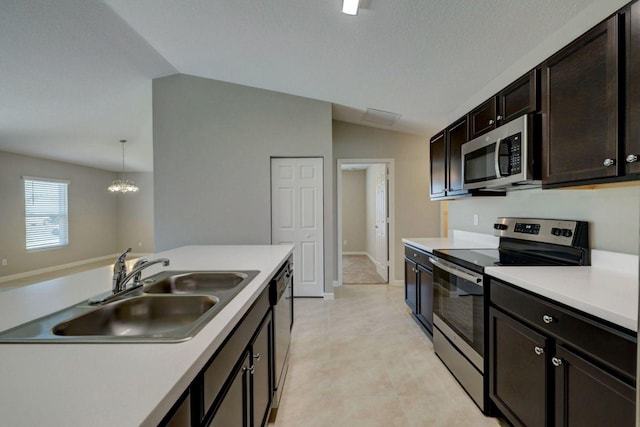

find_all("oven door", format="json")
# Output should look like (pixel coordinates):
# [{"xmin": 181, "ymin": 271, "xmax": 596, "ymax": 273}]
[{"xmin": 431, "ymin": 257, "xmax": 484, "ymax": 370}]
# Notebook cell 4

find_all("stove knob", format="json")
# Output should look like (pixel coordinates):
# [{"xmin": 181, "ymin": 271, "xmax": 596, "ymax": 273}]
[
  {"xmin": 551, "ymin": 227, "xmax": 562, "ymax": 236},
  {"xmin": 562, "ymin": 229, "xmax": 573, "ymax": 238},
  {"xmin": 494, "ymin": 223, "xmax": 508, "ymax": 230}
]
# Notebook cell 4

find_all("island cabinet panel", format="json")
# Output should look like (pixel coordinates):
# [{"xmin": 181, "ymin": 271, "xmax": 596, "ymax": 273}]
[
  {"xmin": 626, "ymin": 1, "xmax": 640, "ymax": 176},
  {"xmin": 541, "ymin": 16, "xmax": 621, "ymax": 187},
  {"xmin": 159, "ymin": 276, "xmax": 277, "ymax": 427},
  {"xmin": 489, "ymin": 278, "xmax": 636, "ymax": 427}
]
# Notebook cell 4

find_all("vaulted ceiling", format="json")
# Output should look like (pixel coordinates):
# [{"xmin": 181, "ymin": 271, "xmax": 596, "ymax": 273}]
[{"xmin": 0, "ymin": 0, "xmax": 627, "ymax": 171}]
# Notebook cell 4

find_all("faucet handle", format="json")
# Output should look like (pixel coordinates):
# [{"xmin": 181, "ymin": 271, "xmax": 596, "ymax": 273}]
[{"xmin": 112, "ymin": 248, "xmax": 132, "ymax": 292}]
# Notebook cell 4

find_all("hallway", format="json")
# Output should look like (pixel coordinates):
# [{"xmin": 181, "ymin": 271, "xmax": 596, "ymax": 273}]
[{"xmin": 342, "ymin": 255, "xmax": 385, "ymax": 284}]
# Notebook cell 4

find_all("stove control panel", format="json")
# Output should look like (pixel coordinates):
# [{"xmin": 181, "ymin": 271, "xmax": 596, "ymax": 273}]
[{"xmin": 493, "ymin": 217, "xmax": 588, "ymax": 248}]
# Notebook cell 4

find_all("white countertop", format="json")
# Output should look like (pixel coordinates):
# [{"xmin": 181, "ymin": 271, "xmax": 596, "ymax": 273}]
[
  {"xmin": 487, "ymin": 250, "xmax": 639, "ymax": 332},
  {"xmin": 402, "ymin": 230, "xmax": 499, "ymax": 253},
  {"xmin": 0, "ymin": 245, "xmax": 293, "ymax": 427}
]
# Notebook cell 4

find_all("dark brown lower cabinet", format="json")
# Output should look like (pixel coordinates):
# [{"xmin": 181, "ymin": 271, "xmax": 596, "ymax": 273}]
[
  {"xmin": 416, "ymin": 263, "xmax": 433, "ymax": 333},
  {"xmin": 404, "ymin": 257, "xmax": 418, "ymax": 313},
  {"xmin": 554, "ymin": 345, "xmax": 635, "ymax": 427},
  {"xmin": 489, "ymin": 308, "xmax": 549, "ymax": 427},
  {"xmin": 404, "ymin": 245, "xmax": 433, "ymax": 334},
  {"xmin": 489, "ymin": 279, "xmax": 636, "ymax": 427}
]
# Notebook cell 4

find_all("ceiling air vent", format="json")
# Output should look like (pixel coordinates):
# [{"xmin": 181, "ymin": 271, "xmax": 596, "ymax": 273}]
[{"xmin": 362, "ymin": 108, "xmax": 401, "ymax": 126}]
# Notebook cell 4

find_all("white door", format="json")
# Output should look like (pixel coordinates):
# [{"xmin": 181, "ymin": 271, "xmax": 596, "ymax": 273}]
[
  {"xmin": 374, "ymin": 165, "xmax": 389, "ymax": 282},
  {"xmin": 271, "ymin": 158, "xmax": 324, "ymax": 297}
]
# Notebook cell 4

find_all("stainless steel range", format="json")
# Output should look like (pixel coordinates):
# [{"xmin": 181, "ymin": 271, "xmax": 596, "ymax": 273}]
[{"xmin": 430, "ymin": 217, "xmax": 589, "ymax": 413}]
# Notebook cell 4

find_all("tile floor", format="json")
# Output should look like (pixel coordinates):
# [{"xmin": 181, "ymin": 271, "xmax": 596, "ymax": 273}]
[
  {"xmin": 342, "ymin": 255, "xmax": 385, "ymax": 284},
  {"xmin": 270, "ymin": 284, "xmax": 504, "ymax": 427}
]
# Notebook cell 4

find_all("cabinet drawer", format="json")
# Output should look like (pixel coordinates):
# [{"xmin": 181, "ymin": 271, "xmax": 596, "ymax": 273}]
[
  {"xmin": 491, "ymin": 279, "xmax": 636, "ymax": 381},
  {"xmin": 202, "ymin": 287, "xmax": 271, "ymax": 418},
  {"xmin": 404, "ymin": 246, "xmax": 432, "ymax": 268}
]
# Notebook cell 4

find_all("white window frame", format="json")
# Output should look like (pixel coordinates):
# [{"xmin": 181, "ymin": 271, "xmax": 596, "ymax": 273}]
[{"xmin": 23, "ymin": 176, "xmax": 70, "ymax": 252}]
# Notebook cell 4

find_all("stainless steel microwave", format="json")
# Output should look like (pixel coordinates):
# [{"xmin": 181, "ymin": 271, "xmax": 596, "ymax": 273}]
[{"xmin": 462, "ymin": 114, "xmax": 541, "ymax": 190}]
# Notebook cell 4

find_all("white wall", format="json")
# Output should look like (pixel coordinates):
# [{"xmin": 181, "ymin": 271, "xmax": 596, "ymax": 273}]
[
  {"xmin": 448, "ymin": 186, "xmax": 640, "ymax": 254},
  {"xmin": 153, "ymin": 74, "xmax": 334, "ymax": 292},
  {"xmin": 341, "ymin": 170, "xmax": 366, "ymax": 253},
  {"xmin": 333, "ymin": 120, "xmax": 441, "ymax": 283},
  {"xmin": 0, "ymin": 150, "xmax": 120, "ymax": 276}
]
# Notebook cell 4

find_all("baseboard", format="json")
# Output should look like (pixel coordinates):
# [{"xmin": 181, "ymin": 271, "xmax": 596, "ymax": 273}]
[
  {"xmin": 390, "ymin": 279, "xmax": 404, "ymax": 287},
  {"xmin": 343, "ymin": 251, "xmax": 367, "ymax": 256},
  {"xmin": 0, "ymin": 253, "xmax": 149, "ymax": 283},
  {"xmin": 323, "ymin": 292, "xmax": 334, "ymax": 300},
  {"xmin": 333, "ymin": 280, "xmax": 341, "ymax": 287}
]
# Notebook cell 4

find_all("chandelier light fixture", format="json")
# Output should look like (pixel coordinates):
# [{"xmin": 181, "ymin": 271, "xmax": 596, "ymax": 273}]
[{"xmin": 108, "ymin": 139, "xmax": 139, "ymax": 193}]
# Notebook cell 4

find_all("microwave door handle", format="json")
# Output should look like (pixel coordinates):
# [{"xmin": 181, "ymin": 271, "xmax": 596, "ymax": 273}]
[{"xmin": 494, "ymin": 137, "xmax": 502, "ymax": 178}]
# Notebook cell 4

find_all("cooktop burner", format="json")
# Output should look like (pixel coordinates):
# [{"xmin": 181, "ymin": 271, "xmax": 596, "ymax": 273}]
[{"xmin": 433, "ymin": 217, "xmax": 590, "ymax": 274}]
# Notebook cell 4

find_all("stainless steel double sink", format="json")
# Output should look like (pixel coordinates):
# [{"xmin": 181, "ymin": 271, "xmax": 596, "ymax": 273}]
[{"xmin": 0, "ymin": 270, "xmax": 259, "ymax": 343}]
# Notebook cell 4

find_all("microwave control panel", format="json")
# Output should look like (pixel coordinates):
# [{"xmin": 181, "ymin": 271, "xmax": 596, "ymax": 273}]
[{"xmin": 508, "ymin": 133, "xmax": 522, "ymax": 174}]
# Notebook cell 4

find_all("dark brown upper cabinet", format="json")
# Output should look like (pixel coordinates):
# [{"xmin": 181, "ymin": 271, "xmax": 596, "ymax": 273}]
[
  {"xmin": 468, "ymin": 98, "xmax": 497, "ymax": 140},
  {"xmin": 626, "ymin": 1, "xmax": 640, "ymax": 176},
  {"xmin": 468, "ymin": 70, "xmax": 540, "ymax": 140},
  {"xmin": 429, "ymin": 131, "xmax": 447, "ymax": 198},
  {"xmin": 499, "ymin": 69, "xmax": 541, "ymax": 125},
  {"xmin": 429, "ymin": 117, "xmax": 469, "ymax": 199},
  {"xmin": 541, "ymin": 16, "xmax": 621, "ymax": 187}
]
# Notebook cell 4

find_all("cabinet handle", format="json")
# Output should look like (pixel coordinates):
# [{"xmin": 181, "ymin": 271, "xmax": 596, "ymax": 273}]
[
  {"xmin": 253, "ymin": 353, "xmax": 261, "ymax": 362},
  {"xmin": 489, "ymin": 119, "xmax": 495, "ymax": 125},
  {"xmin": 603, "ymin": 158, "xmax": 615, "ymax": 167},
  {"xmin": 626, "ymin": 154, "xmax": 638, "ymax": 163},
  {"xmin": 496, "ymin": 115, "xmax": 503, "ymax": 121},
  {"xmin": 414, "ymin": 253, "xmax": 418, "ymax": 257},
  {"xmin": 243, "ymin": 365, "xmax": 256, "ymax": 375},
  {"xmin": 542, "ymin": 314, "xmax": 554, "ymax": 324},
  {"xmin": 534, "ymin": 346, "xmax": 544, "ymax": 356},
  {"xmin": 551, "ymin": 357, "xmax": 563, "ymax": 367}
]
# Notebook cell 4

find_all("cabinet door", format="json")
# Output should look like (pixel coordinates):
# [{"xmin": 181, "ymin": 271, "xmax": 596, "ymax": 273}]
[
  {"xmin": 208, "ymin": 353, "xmax": 250, "ymax": 427},
  {"xmin": 404, "ymin": 258, "xmax": 418, "ymax": 313},
  {"xmin": 489, "ymin": 308, "xmax": 550, "ymax": 427},
  {"xmin": 542, "ymin": 16, "xmax": 620, "ymax": 185},
  {"xmin": 553, "ymin": 345, "xmax": 635, "ymax": 427},
  {"xmin": 429, "ymin": 131, "xmax": 447, "ymax": 198},
  {"xmin": 469, "ymin": 98, "xmax": 497, "ymax": 139},
  {"xmin": 250, "ymin": 313, "xmax": 273, "ymax": 427},
  {"xmin": 446, "ymin": 117, "xmax": 468, "ymax": 196},
  {"xmin": 416, "ymin": 263, "xmax": 433, "ymax": 333},
  {"xmin": 498, "ymin": 69, "xmax": 540, "ymax": 124},
  {"xmin": 627, "ymin": 2, "xmax": 640, "ymax": 175}
]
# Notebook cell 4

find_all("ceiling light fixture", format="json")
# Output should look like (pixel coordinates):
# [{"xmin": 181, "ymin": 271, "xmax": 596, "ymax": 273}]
[
  {"xmin": 342, "ymin": 0, "xmax": 360, "ymax": 15},
  {"xmin": 108, "ymin": 139, "xmax": 139, "ymax": 194}
]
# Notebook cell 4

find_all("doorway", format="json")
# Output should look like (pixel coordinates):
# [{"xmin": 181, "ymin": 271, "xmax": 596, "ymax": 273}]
[
  {"xmin": 337, "ymin": 159, "xmax": 394, "ymax": 286},
  {"xmin": 271, "ymin": 157, "xmax": 324, "ymax": 297}
]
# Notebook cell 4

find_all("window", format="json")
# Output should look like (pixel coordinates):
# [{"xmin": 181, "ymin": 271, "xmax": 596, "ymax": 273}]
[{"xmin": 23, "ymin": 177, "xmax": 69, "ymax": 251}]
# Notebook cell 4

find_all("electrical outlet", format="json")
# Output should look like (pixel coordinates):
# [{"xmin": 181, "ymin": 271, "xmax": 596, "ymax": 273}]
[
  {"xmin": 473, "ymin": 213, "xmax": 479, "ymax": 226},
  {"xmin": 1, "ymin": 259, "xmax": 7, "ymax": 267}
]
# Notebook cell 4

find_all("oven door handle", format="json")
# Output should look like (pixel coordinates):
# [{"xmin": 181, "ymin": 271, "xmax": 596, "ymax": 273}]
[{"xmin": 429, "ymin": 257, "xmax": 483, "ymax": 286}]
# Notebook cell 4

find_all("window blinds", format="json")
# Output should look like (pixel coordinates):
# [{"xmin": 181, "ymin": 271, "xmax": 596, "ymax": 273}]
[{"xmin": 23, "ymin": 177, "xmax": 69, "ymax": 251}]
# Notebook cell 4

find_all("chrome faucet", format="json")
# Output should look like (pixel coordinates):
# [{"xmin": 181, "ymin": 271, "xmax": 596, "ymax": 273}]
[
  {"xmin": 112, "ymin": 254, "xmax": 170, "ymax": 293},
  {"xmin": 89, "ymin": 250, "xmax": 170, "ymax": 305}
]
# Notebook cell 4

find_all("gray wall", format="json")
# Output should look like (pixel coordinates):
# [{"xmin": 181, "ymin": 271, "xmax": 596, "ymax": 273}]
[
  {"xmin": 448, "ymin": 186, "xmax": 640, "ymax": 255},
  {"xmin": 341, "ymin": 170, "xmax": 366, "ymax": 253},
  {"xmin": 333, "ymin": 120, "xmax": 441, "ymax": 283},
  {"xmin": 0, "ymin": 150, "xmax": 120, "ymax": 276},
  {"xmin": 117, "ymin": 171, "xmax": 155, "ymax": 253},
  {"xmin": 152, "ymin": 74, "xmax": 334, "ymax": 292}
]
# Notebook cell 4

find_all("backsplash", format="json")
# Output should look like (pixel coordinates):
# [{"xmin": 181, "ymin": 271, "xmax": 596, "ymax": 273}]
[{"xmin": 447, "ymin": 186, "xmax": 640, "ymax": 255}]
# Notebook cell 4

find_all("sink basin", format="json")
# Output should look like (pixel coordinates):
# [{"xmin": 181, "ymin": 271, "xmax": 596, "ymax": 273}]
[
  {"xmin": 52, "ymin": 295, "xmax": 217, "ymax": 337},
  {"xmin": 144, "ymin": 272, "xmax": 249, "ymax": 294},
  {"xmin": 0, "ymin": 270, "xmax": 260, "ymax": 343}
]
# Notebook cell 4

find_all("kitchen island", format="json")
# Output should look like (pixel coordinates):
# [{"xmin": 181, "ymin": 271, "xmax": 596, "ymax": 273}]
[{"xmin": 0, "ymin": 245, "xmax": 293, "ymax": 427}]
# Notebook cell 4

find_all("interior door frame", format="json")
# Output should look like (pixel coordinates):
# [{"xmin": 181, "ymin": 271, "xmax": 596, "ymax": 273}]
[{"xmin": 336, "ymin": 158, "xmax": 395, "ymax": 287}]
